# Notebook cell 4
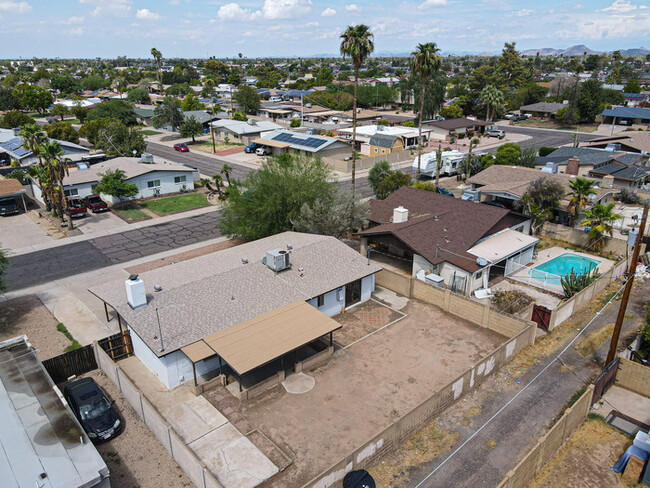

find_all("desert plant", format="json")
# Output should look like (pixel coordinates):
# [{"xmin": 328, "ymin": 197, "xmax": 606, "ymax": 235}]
[
  {"xmin": 561, "ymin": 263, "xmax": 600, "ymax": 298},
  {"xmin": 490, "ymin": 290, "xmax": 533, "ymax": 315}
]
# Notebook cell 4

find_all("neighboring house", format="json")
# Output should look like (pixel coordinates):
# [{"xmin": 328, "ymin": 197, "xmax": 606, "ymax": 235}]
[
  {"xmin": 0, "ymin": 336, "xmax": 111, "ymax": 488},
  {"xmin": 134, "ymin": 107, "xmax": 155, "ymax": 126},
  {"xmin": 337, "ymin": 124, "xmax": 422, "ymax": 153},
  {"xmin": 182, "ymin": 110, "xmax": 219, "ymax": 131},
  {"xmin": 30, "ymin": 154, "xmax": 197, "ymax": 205},
  {"xmin": 210, "ymin": 119, "xmax": 283, "ymax": 145},
  {"xmin": 422, "ymin": 118, "xmax": 490, "ymax": 141},
  {"xmin": 90, "ymin": 232, "xmax": 381, "ymax": 390},
  {"xmin": 467, "ymin": 165, "xmax": 618, "ymax": 226},
  {"xmin": 600, "ymin": 106, "xmax": 650, "ymax": 125},
  {"xmin": 0, "ymin": 135, "xmax": 90, "ymax": 166},
  {"xmin": 356, "ymin": 187, "xmax": 536, "ymax": 296},
  {"xmin": 589, "ymin": 160, "xmax": 650, "ymax": 188},
  {"xmin": 583, "ymin": 133, "xmax": 650, "ymax": 157},
  {"xmin": 369, "ymin": 133, "xmax": 404, "ymax": 156},
  {"xmin": 535, "ymin": 147, "xmax": 622, "ymax": 176},
  {"xmin": 519, "ymin": 102, "xmax": 567, "ymax": 119},
  {"xmin": 253, "ymin": 129, "xmax": 350, "ymax": 158},
  {"xmin": 0, "ymin": 177, "xmax": 28, "ymax": 211},
  {"xmin": 623, "ymin": 93, "xmax": 648, "ymax": 107}
]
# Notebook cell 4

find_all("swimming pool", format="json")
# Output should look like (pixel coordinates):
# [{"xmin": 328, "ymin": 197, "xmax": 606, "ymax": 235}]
[{"xmin": 530, "ymin": 253, "xmax": 601, "ymax": 285}]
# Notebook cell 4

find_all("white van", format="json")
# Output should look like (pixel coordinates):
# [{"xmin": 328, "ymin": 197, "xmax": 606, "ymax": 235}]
[
  {"xmin": 256, "ymin": 146, "xmax": 272, "ymax": 156},
  {"xmin": 269, "ymin": 96, "xmax": 282, "ymax": 102}
]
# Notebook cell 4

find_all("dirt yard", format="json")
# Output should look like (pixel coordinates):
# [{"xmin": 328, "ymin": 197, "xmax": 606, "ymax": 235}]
[
  {"xmin": 333, "ymin": 299, "xmax": 404, "ymax": 346},
  {"xmin": 527, "ymin": 416, "xmax": 631, "ymax": 488},
  {"xmin": 84, "ymin": 370, "xmax": 193, "ymax": 488},
  {"xmin": 204, "ymin": 298, "xmax": 507, "ymax": 487},
  {"xmin": 0, "ymin": 295, "xmax": 73, "ymax": 359}
]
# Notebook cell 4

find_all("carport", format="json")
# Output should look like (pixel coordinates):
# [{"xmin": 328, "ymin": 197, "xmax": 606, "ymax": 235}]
[
  {"xmin": 0, "ymin": 178, "xmax": 27, "ymax": 211},
  {"xmin": 181, "ymin": 301, "xmax": 341, "ymax": 390},
  {"xmin": 252, "ymin": 138, "xmax": 290, "ymax": 155}
]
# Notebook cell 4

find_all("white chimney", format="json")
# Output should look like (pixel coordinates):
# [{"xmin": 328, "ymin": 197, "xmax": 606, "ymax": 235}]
[
  {"xmin": 125, "ymin": 275, "xmax": 147, "ymax": 309},
  {"xmin": 393, "ymin": 206, "xmax": 408, "ymax": 223}
]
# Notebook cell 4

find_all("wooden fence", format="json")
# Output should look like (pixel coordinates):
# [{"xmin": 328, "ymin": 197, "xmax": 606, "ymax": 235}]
[
  {"xmin": 496, "ymin": 386, "xmax": 594, "ymax": 488},
  {"xmin": 43, "ymin": 344, "xmax": 98, "ymax": 384},
  {"xmin": 98, "ymin": 330, "xmax": 134, "ymax": 360}
]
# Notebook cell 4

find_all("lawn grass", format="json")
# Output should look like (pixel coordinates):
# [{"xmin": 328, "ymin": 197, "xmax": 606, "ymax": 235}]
[
  {"xmin": 140, "ymin": 129, "xmax": 162, "ymax": 136},
  {"xmin": 139, "ymin": 192, "xmax": 210, "ymax": 216},
  {"xmin": 113, "ymin": 205, "xmax": 152, "ymax": 222},
  {"xmin": 57, "ymin": 323, "xmax": 82, "ymax": 352}
]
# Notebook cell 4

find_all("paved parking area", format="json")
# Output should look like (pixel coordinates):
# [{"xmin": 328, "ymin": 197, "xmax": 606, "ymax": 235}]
[
  {"xmin": 0, "ymin": 212, "xmax": 52, "ymax": 252},
  {"xmin": 73, "ymin": 209, "xmax": 129, "ymax": 235}
]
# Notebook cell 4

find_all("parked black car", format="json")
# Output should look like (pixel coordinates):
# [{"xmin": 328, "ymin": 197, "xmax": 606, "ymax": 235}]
[
  {"xmin": 0, "ymin": 197, "xmax": 20, "ymax": 216},
  {"xmin": 64, "ymin": 377, "xmax": 122, "ymax": 442}
]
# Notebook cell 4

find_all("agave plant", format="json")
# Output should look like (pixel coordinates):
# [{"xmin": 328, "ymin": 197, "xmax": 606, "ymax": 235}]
[{"xmin": 561, "ymin": 263, "xmax": 600, "ymax": 299}]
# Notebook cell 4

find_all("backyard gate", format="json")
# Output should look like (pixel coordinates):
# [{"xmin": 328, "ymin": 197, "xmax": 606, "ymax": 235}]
[
  {"xmin": 531, "ymin": 304, "xmax": 552, "ymax": 330},
  {"xmin": 43, "ymin": 344, "xmax": 98, "ymax": 384},
  {"xmin": 592, "ymin": 357, "xmax": 620, "ymax": 405},
  {"xmin": 98, "ymin": 330, "xmax": 133, "ymax": 360}
]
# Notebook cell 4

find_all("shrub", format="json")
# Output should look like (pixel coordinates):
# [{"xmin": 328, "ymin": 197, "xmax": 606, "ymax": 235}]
[
  {"xmin": 290, "ymin": 119, "xmax": 300, "ymax": 128},
  {"xmin": 458, "ymin": 132, "xmax": 466, "ymax": 139},
  {"xmin": 616, "ymin": 188, "xmax": 640, "ymax": 204},
  {"xmin": 539, "ymin": 146, "xmax": 557, "ymax": 157},
  {"xmin": 376, "ymin": 119, "xmax": 389, "ymax": 126},
  {"xmin": 490, "ymin": 290, "xmax": 533, "ymax": 315},
  {"xmin": 402, "ymin": 120, "xmax": 416, "ymax": 127}
]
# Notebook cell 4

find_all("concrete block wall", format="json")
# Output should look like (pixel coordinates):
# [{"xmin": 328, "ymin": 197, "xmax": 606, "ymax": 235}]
[
  {"xmin": 615, "ymin": 358, "xmax": 650, "ymax": 397},
  {"xmin": 541, "ymin": 222, "xmax": 646, "ymax": 256},
  {"xmin": 93, "ymin": 343, "xmax": 225, "ymax": 488},
  {"xmin": 303, "ymin": 325, "xmax": 536, "ymax": 488},
  {"xmin": 496, "ymin": 387, "xmax": 594, "ymax": 488}
]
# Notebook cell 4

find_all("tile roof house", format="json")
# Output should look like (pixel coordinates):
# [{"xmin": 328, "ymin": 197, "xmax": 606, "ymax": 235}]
[
  {"xmin": 519, "ymin": 102, "xmax": 567, "ymax": 119},
  {"xmin": 90, "ymin": 231, "xmax": 381, "ymax": 389},
  {"xmin": 356, "ymin": 187, "xmax": 536, "ymax": 296}
]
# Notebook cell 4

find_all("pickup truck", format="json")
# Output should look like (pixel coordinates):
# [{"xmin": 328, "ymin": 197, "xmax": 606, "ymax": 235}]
[
  {"xmin": 0, "ymin": 197, "xmax": 20, "ymax": 216},
  {"xmin": 67, "ymin": 197, "xmax": 88, "ymax": 218},
  {"xmin": 84, "ymin": 194, "xmax": 109, "ymax": 213},
  {"xmin": 244, "ymin": 143, "xmax": 259, "ymax": 153},
  {"xmin": 256, "ymin": 146, "xmax": 272, "ymax": 156}
]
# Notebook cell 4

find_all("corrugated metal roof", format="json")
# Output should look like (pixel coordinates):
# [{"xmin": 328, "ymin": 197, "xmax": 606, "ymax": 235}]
[{"xmin": 600, "ymin": 107, "xmax": 650, "ymax": 120}]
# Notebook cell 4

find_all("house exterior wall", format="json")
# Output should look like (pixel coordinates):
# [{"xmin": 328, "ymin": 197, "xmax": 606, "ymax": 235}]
[
  {"xmin": 102, "ymin": 170, "xmax": 195, "ymax": 204},
  {"xmin": 437, "ymin": 262, "xmax": 471, "ymax": 295},
  {"xmin": 64, "ymin": 182, "xmax": 96, "ymax": 199},
  {"xmin": 307, "ymin": 287, "xmax": 346, "ymax": 317},
  {"xmin": 425, "ymin": 126, "xmax": 449, "ymax": 141},
  {"xmin": 412, "ymin": 253, "xmax": 436, "ymax": 277},
  {"xmin": 556, "ymin": 164, "xmax": 594, "ymax": 177},
  {"xmin": 128, "ymin": 325, "xmax": 170, "ymax": 388},
  {"xmin": 161, "ymin": 350, "xmax": 223, "ymax": 390},
  {"xmin": 361, "ymin": 274, "xmax": 376, "ymax": 303},
  {"xmin": 370, "ymin": 139, "xmax": 404, "ymax": 156}
]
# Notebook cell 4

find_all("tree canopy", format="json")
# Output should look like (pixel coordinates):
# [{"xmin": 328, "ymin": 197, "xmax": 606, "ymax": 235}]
[
  {"xmin": 179, "ymin": 115, "xmax": 203, "ymax": 142},
  {"xmin": 95, "ymin": 169, "xmax": 138, "ymax": 201},
  {"xmin": 87, "ymin": 99, "xmax": 137, "ymax": 126},
  {"xmin": 234, "ymin": 85, "xmax": 261, "ymax": 114},
  {"xmin": 0, "ymin": 110, "xmax": 32, "ymax": 129},
  {"xmin": 153, "ymin": 96, "xmax": 183, "ymax": 129},
  {"xmin": 44, "ymin": 122, "xmax": 79, "ymax": 144}
]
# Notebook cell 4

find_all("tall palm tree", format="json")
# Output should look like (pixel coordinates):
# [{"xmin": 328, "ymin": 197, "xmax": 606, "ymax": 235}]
[
  {"xmin": 481, "ymin": 85, "xmax": 504, "ymax": 122},
  {"xmin": 41, "ymin": 140, "xmax": 73, "ymax": 230},
  {"xmin": 151, "ymin": 47, "xmax": 162, "ymax": 87},
  {"xmin": 220, "ymin": 163, "xmax": 233, "ymax": 186},
  {"xmin": 411, "ymin": 42, "xmax": 441, "ymax": 181},
  {"xmin": 340, "ymin": 24, "xmax": 374, "ymax": 191},
  {"xmin": 568, "ymin": 177, "xmax": 595, "ymax": 225},
  {"xmin": 19, "ymin": 124, "xmax": 47, "ymax": 164},
  {"xmin": 580, "ymin": 202, "xmax": 622, "ymax": 251},
  {"xmin": 26, "ymin": 164, "xmax": 55, "ymax": 214}
]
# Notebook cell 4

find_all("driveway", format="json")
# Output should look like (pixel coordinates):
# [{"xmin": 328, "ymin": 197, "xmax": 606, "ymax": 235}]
[
  {"xmin": 0, "ymin": 212, "xmax": 52, "ymax": 253},
  {"xmin": 71, "ymin": 209, "xmax": 129, "ymax": 235}
]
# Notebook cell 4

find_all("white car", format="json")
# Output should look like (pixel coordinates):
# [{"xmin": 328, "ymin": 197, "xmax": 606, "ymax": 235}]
[
  {"xmin": 256, "ymin": 146, "xmax": 272, "ymax": 156},
  {"xmin": 269, "ymin": 96, "xmax": 282, "ymax": 102}
]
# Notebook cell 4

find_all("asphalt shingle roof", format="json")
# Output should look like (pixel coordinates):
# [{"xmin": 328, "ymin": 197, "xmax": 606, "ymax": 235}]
[
  {"xmin": 63, "ymin": 157, "xmax": 194, "ymax": 186},
  {"xmin": 536, "ymin": 147, "xmax": 618, "ymax": 167},
  {"xmin": 369, "ymin": 133, "xmax": 400, "ymax": 148},
  {"xmin": 520, "ymin": 102, "xmax": 566, "ymax": 114}
]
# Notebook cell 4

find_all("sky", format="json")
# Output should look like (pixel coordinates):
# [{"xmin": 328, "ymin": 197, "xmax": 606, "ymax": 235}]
[{"xmin": 0, "ymin": 0, "xmax": 649, "ymax": 59}]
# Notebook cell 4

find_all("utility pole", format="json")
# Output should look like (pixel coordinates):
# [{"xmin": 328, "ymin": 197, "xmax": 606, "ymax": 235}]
[{"xmin": 605, "ymin": 201, "xmax": 649, "ymax": 366}]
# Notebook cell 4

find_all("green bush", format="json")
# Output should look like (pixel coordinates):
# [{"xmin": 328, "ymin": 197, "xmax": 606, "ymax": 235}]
[
  {"xmin": 402, "ymin": 120, "xmax": 416, "ymax": 127},
  {"xmin": 290, "ymin": 119, "xmax": 300, "ymax": 128},
  {"xmin": 376, "ymin": 119, "xmax": 389, "ymax": 126},
  {"xmin": 539, "ymin": 146, "xmax": 557, "ymax": 157},
  {"xmin": 458, "ymin": 132, "xmax": 466, "ymax": 139}
]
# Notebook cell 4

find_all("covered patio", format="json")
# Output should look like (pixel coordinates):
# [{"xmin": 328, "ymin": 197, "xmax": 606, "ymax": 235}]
[
  {"xmin": 181, "ymin": 301, "xmax": 341, "ymax": 399},
  {"xmin": 0, "ymin": 178, "xmax": 28, "ymax": 211}
]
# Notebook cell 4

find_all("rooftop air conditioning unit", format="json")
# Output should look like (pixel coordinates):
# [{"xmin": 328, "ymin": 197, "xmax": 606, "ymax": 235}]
[
  {"xmin": 140, "ymin": 153, "xmax": 154, "ymax": 163},
  {"xmin": 247, "ymin": 118, "xmax": 257, "ymax": 125},
  {"xmin": 605, "ymin": 143, "xmax": 621, "ymax": 152},
  {"xmin": 376, "ymin": 125, "xmax": 385, "ymax": 131},
  {"xmin": 263, "ymin": 248, "xmax": 291, "ymax": 272},
  {"xmin": 461, "ymin": 189, "xmax": 481, "ymax": 202},
  {"xmin": 541, "ymin": 162, "xmax": 559, "ymax": 174}
]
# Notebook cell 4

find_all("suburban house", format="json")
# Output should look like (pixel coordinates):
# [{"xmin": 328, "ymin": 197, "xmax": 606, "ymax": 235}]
[
  {"xmin": 338, "ymin": 125, "xmax": 422, "ymax": 154},
  {"xmin": 0, "ymin": 177, "xmax": 28, "ymax": 211},
  {"xmin": 0, "ymin": 130, "xmax": 90, "ymax": 166},
  {"xmin": 422, "ymin": 117, "xmax": 490, "ymax": 141},
  {"xmin": 535, "ymin": 147, "xmax": 624, "ymax": 176},
  {"xmin": 253, "ymin": 129, "xmax": 350, "ymax": 158},
  {"xmin": 0, "ymin": 336, "xmax": 111, "ymax": 488},
  {"xmin": 519, "ymin": 102, "xmax": 567, "ymax": 119},
  {"xmin": 210, "ymin": 119, "xmax": 282, "ymax": 144},
  {"xmin": 182, "ymin": 110, "xmax": 219, "ymax": 131},
  {"xmin": 467, "ymin": 165, "xmax": 618, "ymax": 226},
  {"xmin": 356, "ymin": 187, "xmax": 536, "ymax": 296},
  {"xmin": 134, "ymin": 107, "xmax": 155, "ymax": 126},
  {"xmin": 30, "ymin": 154, "xmax": 197, "ymax": 205},
  {"xmin": 588, "ymin": 159, "xmax": 650, "ymax": 188},
  {"xmin": 369, "ymin": 133, "xmax": 405, "ymax": 155},
  {"xmin": 600, "ymin": 106, "xmax": 650, "ymax": 125},
  {"xmin": 90, "ymin": 232, "xmax": 381, "ymax": 391},
  {"xmin": 583, "ymin": 132, "xmax": 650, "ymax": 157}
]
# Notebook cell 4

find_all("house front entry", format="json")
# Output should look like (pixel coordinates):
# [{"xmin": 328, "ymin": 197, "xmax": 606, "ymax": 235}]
[{"xmin": 345, "ymin": 279, "xmax": 362, "ymax": 307}]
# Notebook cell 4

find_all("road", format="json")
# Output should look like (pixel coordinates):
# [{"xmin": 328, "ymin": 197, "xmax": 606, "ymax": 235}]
[
  {"xmin": 500, "ymin": 125, "xmax": 601, "ymax": 150},
  {"xmin": 404, "ymin": 279, "xmax": 649, "ymax": 488},
  {"xmin": 4, "ymin": 211, "xmax": 222, "ymax": 291}
]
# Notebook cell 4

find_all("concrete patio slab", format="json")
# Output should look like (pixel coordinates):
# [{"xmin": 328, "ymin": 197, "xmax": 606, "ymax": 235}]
[
  {"xmin": 282, "ymin": 372, "xmax": 315, "ymax": 394},
  {"xmin": 595, "ymin": 385, "xmax": 650, "ymax": 426},
  {"xmin": 166, "ymin": 396, "xmax": 229, "ymax": 443},
  {"xmin": 373, "ymin": 286, "xmax": 409, "ymax": 310}
]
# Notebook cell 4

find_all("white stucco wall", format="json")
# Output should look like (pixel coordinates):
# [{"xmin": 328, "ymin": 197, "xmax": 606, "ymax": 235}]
[
  {"xmin": 307, "ymin": 287, "xmax": 346, "ymax": 317},
  {"xmin": 64, "ymin": 182, "xmax": 96, "ymax": 199},
  {"xmin": 412, "ymin": 254, "xmax": 436, "ymax": 277},
  {"xmin": 360, "ymin": 274, "xmax": 375, "ymax": 303},
  {"xmin": 437, "ymin": 262, "xmax": 471, "ymax": 295},
  {"xmin": 99, "ymin": 170, "xmax": 196, "ymax": 204},
  {"xmin": 128, "ymin": 325, "xmax": 170, "ymax": 388}
]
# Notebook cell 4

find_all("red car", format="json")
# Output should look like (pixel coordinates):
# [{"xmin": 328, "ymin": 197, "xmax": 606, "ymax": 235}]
[
  {"xmin": 84, "ymin": 194, "xmax": 109, "ymax": 213},
  {"xmin": 174, "ymin": 143, "xmax": 189, "ymax": 152},
  {"xmin": 67, "ymin": 197, "xmax": 88, "ymax": 218}
]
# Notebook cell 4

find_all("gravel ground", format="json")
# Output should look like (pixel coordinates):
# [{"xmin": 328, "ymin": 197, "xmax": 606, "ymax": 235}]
[
  {"xmin": 84, "ymin": 370, "xmax": 193, "ymax": 488},
  {"xmin": 0, "ymin": 294, "xmax": 72, "ymax": 359}
]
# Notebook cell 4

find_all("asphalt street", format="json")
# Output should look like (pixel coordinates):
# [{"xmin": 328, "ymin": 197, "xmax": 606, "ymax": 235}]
[
  {"xmin": 405, "ymin": 279, "xmax": 650, "ymax": 488},
  {"xmin": 500, "ymin": 125, "xmax": 601, "ymax": 151},
  {"xmin": 4, "ymin": 211, "xmax": 222, "ymax": 291}
]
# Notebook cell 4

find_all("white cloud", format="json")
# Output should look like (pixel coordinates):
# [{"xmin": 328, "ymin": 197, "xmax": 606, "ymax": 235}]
[
  {"xmin": 136, "ymin": 8, "xmax": 161, "ymax": 20},
  {"xmin": 345, "ymin": 4, "xmax": 360, "ymax": 11},
  {"xmin": 68, "ymin": 27, "xmax": 84, "ymax": 36},
  {"xmin": 557, "ymin": 7, "xmax": 649, "ymax": 40},
  {"xmin": 79, "ymin": 0, "xmax": 132, "ymax": 17},
  {"xmin": 261, "ymin": 0, "xmax": 312, "ymax": 20},
  {"xmin": 305, "ymin": 21, "xmax": 318, "ymax": 27},
  {"xmin": 418, "ymin": 0, "xmax": 447, "ymax": 9},
  {"xmin": 513, "ymin": 8, "xmax": 533, "ymax": 16},
  {"xmin": 62, "ymin": 15, "xmax": 84, "ymax": 24},
  {"xmin": 0, "ymin": 1, "xmax": 32, "ymax": 13},
  {"xmin": 321, "ymin": 7, "xmax": 336, "ymax": 17},
  {"xmin": 217, "ymin": 2, "xmax": 252, "ymax": 20},
  {"xmin": 600, "ymin": 0, "xmax": 645, "ymax": 12}
]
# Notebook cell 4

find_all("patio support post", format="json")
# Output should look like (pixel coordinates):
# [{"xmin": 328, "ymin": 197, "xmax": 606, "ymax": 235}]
[
  {"xmin": 20, "ymin": 193, "xmax": 26, "ymax": 212},
  {"xmin": 117, "ymin": 314, "xmax": 123, "ymax": 333},
  {"xmin": 238, "ymin": 372, "xmax": 242, "ymax": 392},
  {"xmin": 192, "ymin": 362, "xmax": 197, "ymax": 387},
  {"xmin": 329, "ymin": 332, "xmax": 333, "ymax": 346},
  {"xmin": 218, "ymin": 354, "xmax": 223, "ymax": 377},
  {"xmin": 104, "ymin": 302, "xmax": 110, "ymax": 322}
]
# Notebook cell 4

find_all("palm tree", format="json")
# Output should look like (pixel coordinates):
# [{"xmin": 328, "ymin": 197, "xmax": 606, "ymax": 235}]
[
  {"xmin": 151, "ymin": 48, "xmax": 162, "ymax": 86},
  {"xmin": 568, "ymin": 177, "xmax": 595, "ymax": 225},
  {"xmin": 580, "ymin": 202, "xmax": 622, "ymax": 251},
  {"xmin": 340, "ymin": 24, "xmax": 374, "ymax": 191},
  {"xmin": 26, "ymin": 164, "xmax": 55, "ymax": 214},
  {"xmin": 41, "ymin": 140, "xmax": 73, "ymax": 230},
  {"xmin": 220, "ymin": 164, "xmax": 233, "ymax": 186},
  {"xmin": 19, "ymin": 124, "xmax": 47, "ymax": 164},
  {"xmin": 481, "ymin": 85, "xmax": 504, "ymax": 122},
  {"xmin": 435, "ymin": 144, "xmax": 443, "ymax": 187},
  {"xmin": 411, "ymin": 42, "xmax": 441, "ymax": 181}
]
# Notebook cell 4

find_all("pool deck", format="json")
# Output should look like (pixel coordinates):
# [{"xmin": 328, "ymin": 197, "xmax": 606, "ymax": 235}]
[{"xmin": 507, "ymin": 246, "xmax": 614, "ymax": 294}]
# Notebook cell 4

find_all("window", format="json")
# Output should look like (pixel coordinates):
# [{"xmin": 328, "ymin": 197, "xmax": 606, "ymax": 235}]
[
  {"xmin": 174, "ymin": 175, "xmax": 186, "ymax": 184},
  {"xmin": 381, "ymin": 149, "xmax": 386, "ymax": 154},
  {"xmin": 147, "ymin": 180, "xmax": 161, "ymax": 189},
  {"xmin": 374, "ymin": 147, "xmax": 378, "ymax": 153},
  {"xmin": 317, "ymin": 294, "xmax": 325, "ymax": 307},
  {"xmin": 64, "ymin": 188, "xmax": 78, "ymax": 197}
]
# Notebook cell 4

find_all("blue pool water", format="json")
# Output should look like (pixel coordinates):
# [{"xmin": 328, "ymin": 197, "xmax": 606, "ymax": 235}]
[{"xmin": 530, "ymin": 253, "xmax": 601, "ymax": 285}]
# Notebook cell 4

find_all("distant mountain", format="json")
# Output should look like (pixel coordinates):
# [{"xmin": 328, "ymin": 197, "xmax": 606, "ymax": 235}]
[
  {"xmin": 618, "ymin": 47, "xmax": 650, "ymax": 55},
  {"xmin": 521, "ymin": 45, "xmax": 600, "ymax": 56}
]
